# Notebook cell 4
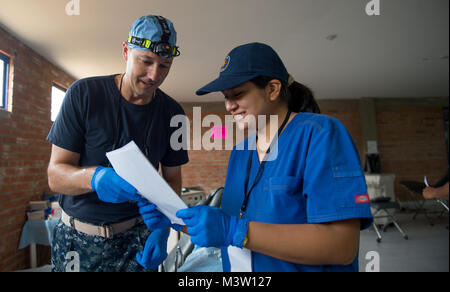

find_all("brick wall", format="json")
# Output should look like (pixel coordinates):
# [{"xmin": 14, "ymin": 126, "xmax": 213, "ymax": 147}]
[
  {"xmin": 322, "ymin": 108, "xmax": 363, "ymax": 161},
  {"xmin": 376, "ymin": 104, "xmax": 448, "ymax": 202},
  {"xmin": 0, "ymin": 26, "xmax": 75, "ymax": 271}
]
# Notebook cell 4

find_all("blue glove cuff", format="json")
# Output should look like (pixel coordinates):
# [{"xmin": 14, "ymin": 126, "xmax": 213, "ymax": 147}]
[
  {"xmin": 91, "ymin": 166, "xmax": 105, "ymax": 191},
  {"xmin": 232, "ymin": 218, "xmax": 250, "ymax": 248},
  {"xmin": 171, "ymin": 224, "xmax": 183, "ymax": 232}
]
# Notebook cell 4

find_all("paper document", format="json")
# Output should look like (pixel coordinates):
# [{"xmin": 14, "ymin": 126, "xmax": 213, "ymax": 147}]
[
  {"xmin": 228, "ymin": 246, "xmax": 252, "ymax": 272},
  {"xmin": 106, "ymin": 141, "xmax": 187, "ymax": 225}
]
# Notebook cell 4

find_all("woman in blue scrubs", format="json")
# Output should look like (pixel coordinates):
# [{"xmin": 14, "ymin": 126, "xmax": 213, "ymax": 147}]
[{"xmin": 176, "ymin": 43, "xmax": 373, "ymax": 272}]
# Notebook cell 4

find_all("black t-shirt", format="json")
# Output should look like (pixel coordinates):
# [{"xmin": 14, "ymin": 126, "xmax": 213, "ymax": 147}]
[{"xmin": 47, "ymin": 75, "xmax": 189, "ymax": 225}]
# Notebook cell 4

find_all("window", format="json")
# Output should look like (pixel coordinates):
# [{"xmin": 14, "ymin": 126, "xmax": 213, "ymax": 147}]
[
  {"xmin": 0, "ymin": 52, "xmax": 10, "ymax": 109},
  {"xmin": 51, "ymin": 84, "xmax": 67, "ymax": 122}
]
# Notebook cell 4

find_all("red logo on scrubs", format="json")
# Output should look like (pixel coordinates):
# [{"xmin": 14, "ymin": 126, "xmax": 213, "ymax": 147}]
[{"xmin": 355, "ymin": 194, "xmax": 370, "ymax": 204}]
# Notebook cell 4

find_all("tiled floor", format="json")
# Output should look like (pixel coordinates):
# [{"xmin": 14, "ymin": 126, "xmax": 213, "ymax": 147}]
[{"xmin": 359, "ymin": 209, "xmax": 449, "ymax": 272}]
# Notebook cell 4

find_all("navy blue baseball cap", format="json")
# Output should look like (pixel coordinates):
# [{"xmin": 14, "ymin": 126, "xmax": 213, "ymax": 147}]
[
  {"xmin": 127, "ymin": 15, "xmax": 178, "ymax": 57},
  {"xmin": 196, "ymin": 42, "xmax": 289, "ymax": 96}
]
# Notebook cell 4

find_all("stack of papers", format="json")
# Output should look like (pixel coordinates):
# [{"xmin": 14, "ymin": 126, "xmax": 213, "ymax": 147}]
[{"xmin": 106, "ymin": 141, "xmax": 187, "ymax": 225}]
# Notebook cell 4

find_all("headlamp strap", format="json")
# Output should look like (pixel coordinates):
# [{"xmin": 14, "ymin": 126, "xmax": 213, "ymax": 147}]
[
  {"xmin": 154, "ymin": 16, "xmax": 171, "ymax": 44},
  {"xmin": 128, "ymin": 36, "xmax": 152, "ymax": 49}
]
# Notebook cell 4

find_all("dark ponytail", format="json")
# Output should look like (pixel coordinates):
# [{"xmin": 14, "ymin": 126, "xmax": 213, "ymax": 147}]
[
  {"xmin": 287, "ymin": 81, "xmax": 321, "ymax": 114},
  {"xmin": 250, "ymin": 76, "xmax": 321, "ymax": 114}
]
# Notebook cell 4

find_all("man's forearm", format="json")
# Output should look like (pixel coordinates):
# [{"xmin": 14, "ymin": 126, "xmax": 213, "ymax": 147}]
[
  {"xmin": 167, "ymin": 179, "xmax": 182, "ymax": 197},
  {"xmin": 48, "ymin": 163, "xmax": 97, "ymax": 196}
]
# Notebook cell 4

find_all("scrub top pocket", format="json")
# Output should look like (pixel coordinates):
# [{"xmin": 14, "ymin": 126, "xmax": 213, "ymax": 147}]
[
  {"xmin": 256, "ymin": 176, "xmax": 307, "ymax": 224},
  {"xmin": 266, "ymin": 176, "xmax": 302, "ymax": 196}
]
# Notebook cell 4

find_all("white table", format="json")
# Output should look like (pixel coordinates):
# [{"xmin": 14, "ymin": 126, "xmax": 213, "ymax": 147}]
[{"xmin": 18, "ymin": 219, "xmax": 59, "ymax": 268}]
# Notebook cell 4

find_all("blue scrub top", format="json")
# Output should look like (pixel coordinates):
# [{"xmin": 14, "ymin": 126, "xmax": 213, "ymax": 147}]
[{"xmin": 221, "ymin": 113, "xmax": 373, "ymax": 272}]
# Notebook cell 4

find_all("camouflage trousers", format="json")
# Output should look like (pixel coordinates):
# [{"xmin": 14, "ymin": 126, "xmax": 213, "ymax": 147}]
[{"xmin": 51, "ymin": 219, "xmax": 153, "ymax": 272}]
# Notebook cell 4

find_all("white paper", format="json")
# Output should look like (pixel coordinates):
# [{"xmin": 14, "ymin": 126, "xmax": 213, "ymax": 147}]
[
  {"xmin": 228, "ymin": 246, "xmax": 252, "ymax": 272},
  {"xmin": 106, "ymin": 141, "xmax": 187, "ymax": 225}
]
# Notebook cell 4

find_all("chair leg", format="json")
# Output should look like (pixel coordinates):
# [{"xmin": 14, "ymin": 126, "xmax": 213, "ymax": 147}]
[
  {"xmin": 437, "ymin": 200, "xmax": 449, "ymax": 212},
  {"xmin": 391, "ymin": 220, "xmax": 409, "ymax": 240},
  {"xmin": 411, "ymin": 199, "xmax": 435, "ymax": 225},
  {"xmin": 372, "ymin": 223, "xmax": 382, "ymax": 243},
  {"xmin": 412, "ymin": 200, "xmax": 425, "ymax": 220},
  {"xmin": 383, "ymin": 208, "xmax": 409, "ymax": 240}
]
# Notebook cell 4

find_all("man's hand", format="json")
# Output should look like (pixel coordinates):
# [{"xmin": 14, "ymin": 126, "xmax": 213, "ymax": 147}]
[
  {"xmin": 136, "ymin": 229, "xmax": 170, "ymax": 270},
  {"xmin": 138, "ymin": 199, "xmax": 183, "ymax": 231},
  {"xmin": 423, "ymin": 183, "xmax": 450, "ymax": 201},
  {"xmin": 91, "ymin": 166, "xmax": 141, "ymax": 203}
]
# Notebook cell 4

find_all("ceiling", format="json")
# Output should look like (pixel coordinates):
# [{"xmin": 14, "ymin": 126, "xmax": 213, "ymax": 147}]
[{"xmin": 0, "ymin": 0, "xmax": 448, "ymax": 102}]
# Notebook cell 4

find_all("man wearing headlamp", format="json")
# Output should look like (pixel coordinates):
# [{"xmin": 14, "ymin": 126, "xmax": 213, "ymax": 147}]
[{"xmin": 47, "ymin": 15, "xmax": 188, "ymax": 272}]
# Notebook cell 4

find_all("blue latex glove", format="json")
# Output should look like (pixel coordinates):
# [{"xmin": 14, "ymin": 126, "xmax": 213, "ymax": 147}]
[
  {"xmin": 136, "ymin": 228, "xmax": 170, "ymax": 270},
  {"xmin": 176, "ymin": 205, "xmax": 249, "ymax": 248},
  {"xmin": 91, "ymin": 166, "xmax": 141, "ymax": 203},
  {"xmin": 138, "ymin": 199, "xmax": 183, "ymax": 231}
]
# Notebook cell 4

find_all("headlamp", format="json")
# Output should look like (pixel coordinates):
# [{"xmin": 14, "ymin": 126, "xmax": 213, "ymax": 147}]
[{"xmin": 128, "ymin": 36, "xmax": 180, "ymax": 58}]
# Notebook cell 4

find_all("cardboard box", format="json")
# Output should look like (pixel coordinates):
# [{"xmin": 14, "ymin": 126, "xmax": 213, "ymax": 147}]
[
  {"xmin": 27, "ymin": 210, "xmax": 46, "ymax": 221},
  {"xmin": 28, "ymin": 201, "xmax": 49, "ymax": 211}
]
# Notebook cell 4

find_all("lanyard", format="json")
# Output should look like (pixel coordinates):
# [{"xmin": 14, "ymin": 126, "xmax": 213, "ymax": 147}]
[
  {"xmin": 240, "ymin": 110, "xmax": 292, "ymax": 218},
  {"xmin": 107, "ymin": 74, "xmax": 152, "ymax": 167}
]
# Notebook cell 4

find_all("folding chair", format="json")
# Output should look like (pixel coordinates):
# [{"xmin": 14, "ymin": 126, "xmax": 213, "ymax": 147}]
[
  {"xmin": 400, "ymin": 180, "xmax": 436, "ymax": 225},
  {"xmin": 400, "ymin": 180, "xmax": 450, "ymax": 226},
  {"xmin": 370, "ymin": 197, "xmax": 408, "ymax": 243}
]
